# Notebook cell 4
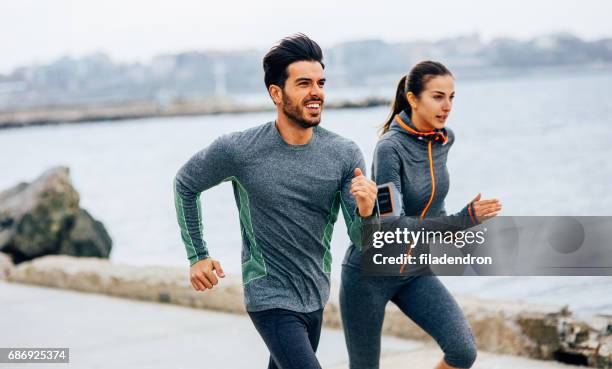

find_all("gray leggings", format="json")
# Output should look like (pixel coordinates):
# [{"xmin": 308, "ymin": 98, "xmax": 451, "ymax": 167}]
[{"xmin": 339, "ymin": 265, "xmax": 477, "ymax": 369}]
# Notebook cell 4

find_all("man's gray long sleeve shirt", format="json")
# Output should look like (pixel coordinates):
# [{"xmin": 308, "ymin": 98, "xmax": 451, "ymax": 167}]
[{"xmin": 174, "ymin": 121, "xmax": 367, "ymax": 312}]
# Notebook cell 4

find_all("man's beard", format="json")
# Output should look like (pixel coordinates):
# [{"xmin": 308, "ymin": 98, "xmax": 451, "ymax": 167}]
[{"xmin": 282, "ymin": 94, "xmax": 321, "ymax": 129}]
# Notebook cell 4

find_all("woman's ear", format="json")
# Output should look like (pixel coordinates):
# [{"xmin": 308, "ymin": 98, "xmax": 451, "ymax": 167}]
[
  {"xmin": 406, "ymin": 91, "xmax": 418, "ymax": 111},
  {"xmin": 269, "ymin": 85, "xmax": 282, "ymax": 105}
]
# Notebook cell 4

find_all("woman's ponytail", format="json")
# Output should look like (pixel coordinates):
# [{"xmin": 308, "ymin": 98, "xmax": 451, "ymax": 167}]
[{"xmin": 380, "ymin": 75, "xmax": 410, "ymax": 135}]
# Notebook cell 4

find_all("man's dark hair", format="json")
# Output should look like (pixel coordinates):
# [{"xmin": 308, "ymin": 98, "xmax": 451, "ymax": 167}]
[{"xmin": 263, "ymin": 33, "xmax": 324, "ymax": 91}]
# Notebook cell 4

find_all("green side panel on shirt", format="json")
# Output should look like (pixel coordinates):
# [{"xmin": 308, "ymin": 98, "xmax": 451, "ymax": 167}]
[
  {"xmin": 321, "ymin": 192, "xmax": 341, "ymax": 274},
  {"xmin": 224, "ymin": 176, "xmax": 268, "ymax": 285},
  {"xmin": 340, "ymin": 196, "xmax": 363, "ymax": 251}
]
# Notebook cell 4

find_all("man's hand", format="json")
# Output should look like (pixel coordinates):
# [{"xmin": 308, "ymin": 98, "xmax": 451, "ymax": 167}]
[
  {"xmin": 190, "ymin": 258, "xmax": 225, "ymax": 291},
  {"xmin": 350, "ymin": 168, "xmax": 378, "ymax": 217},
  {"xmin": 470, "ymin": 193, "xmax": 502, "ymax": 223}
]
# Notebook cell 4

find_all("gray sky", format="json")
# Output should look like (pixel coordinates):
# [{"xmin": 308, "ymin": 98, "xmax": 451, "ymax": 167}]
[{"xmin": 1, "ymin": 0, "xmax": 610, "ymax": 73}]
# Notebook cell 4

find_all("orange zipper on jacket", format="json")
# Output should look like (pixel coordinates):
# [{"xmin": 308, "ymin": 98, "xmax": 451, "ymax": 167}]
[
  {"xmin": 394, "ymin": 114, "xmax": 440, "ymax": 218},
  {"xmin": 420, "ymin": 140, "xmax": 436, "ymax": 219},
  {"xmin": 400, "ymin": 140, "xmax": 436, "ymax": 274}
]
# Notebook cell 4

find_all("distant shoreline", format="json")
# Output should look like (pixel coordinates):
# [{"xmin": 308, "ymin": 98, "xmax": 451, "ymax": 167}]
[
  {"xmin": 0, "ymin": 97, "xmax": 390, "ymax": 130},
  {"xmin": 2, "ymin": 64, "xmax": 611, "ymax": 131}
]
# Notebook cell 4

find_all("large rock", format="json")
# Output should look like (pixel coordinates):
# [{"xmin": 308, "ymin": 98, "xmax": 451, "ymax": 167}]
[
  {"xmin": 59, "ymin": 209, "xmax": 111, "ymax": 258},
  {"xmin": 0, "ymin": 167, "xmax": 111, "ymax": 262}
]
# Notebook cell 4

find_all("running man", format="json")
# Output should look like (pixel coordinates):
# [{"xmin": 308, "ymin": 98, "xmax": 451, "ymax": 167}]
[{"xmin": 173, "ymin": 34, "xmax": 378, "ymax": 369}]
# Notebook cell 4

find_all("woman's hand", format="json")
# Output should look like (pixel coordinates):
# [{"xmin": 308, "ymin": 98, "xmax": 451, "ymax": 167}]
[{"xmin": 470, "ymin": 193, "xmax": 502, "ymax": 223}]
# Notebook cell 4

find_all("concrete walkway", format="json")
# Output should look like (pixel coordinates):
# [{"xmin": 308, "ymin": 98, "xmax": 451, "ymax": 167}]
[{"xmin": 0, "ymin": 281, "xmax": 581, "ymax": 369}]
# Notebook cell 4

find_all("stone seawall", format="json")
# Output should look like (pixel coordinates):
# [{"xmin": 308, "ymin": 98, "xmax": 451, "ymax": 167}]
[
  {"xmin": 6, "ymin": 256, "xmax": 611, "ymax": 367},
  {"xmin": 0, "ymin": 98, "xmax": 389, "ymax": 129}
]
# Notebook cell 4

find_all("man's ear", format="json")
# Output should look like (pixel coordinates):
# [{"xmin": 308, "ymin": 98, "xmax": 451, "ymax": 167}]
[{"xmin": 269, "ymin": 85, "xmax": 282, "ymax": 105}]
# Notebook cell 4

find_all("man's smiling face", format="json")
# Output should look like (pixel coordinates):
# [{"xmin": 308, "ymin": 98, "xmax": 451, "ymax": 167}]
[{"xmin": 279, "ymin": 60, "xmax": 325, "ymax": 128}]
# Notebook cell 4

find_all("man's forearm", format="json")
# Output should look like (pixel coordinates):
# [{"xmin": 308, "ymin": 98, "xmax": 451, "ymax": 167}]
[{"xmin": 174, "ymin": 176, "xmax": 209, "ymax": 265}]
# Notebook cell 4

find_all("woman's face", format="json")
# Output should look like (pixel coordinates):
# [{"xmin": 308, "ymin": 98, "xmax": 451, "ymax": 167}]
[{"xmin": 408, "ymin": 74, "xmax": 455, "ymax": 131}]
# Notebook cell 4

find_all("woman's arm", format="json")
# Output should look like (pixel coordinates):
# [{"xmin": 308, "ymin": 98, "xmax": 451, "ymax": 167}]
[{"xmin": 373, "ymin": 139, "xmax": 478, "ymax": 232}]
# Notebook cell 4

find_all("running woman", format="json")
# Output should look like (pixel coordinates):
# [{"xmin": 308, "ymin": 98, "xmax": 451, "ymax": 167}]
[
  {"xmin": 340, "ymin": 61, "xmax": 502, "ymax": 369},
  {"xmin": 173, "ymin": 34, "xmax": 378, "ymax": 369}
]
